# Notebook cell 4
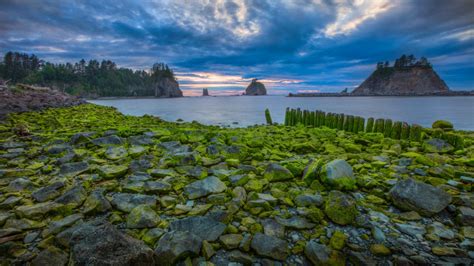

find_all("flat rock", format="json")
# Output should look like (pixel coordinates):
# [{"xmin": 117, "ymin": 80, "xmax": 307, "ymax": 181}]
[
  {"xmin": 32, "ymin": 181, "xmax": 65, "ymax": 202},
  {"xmin": 154, "ymin": 230, "xmax": 201, "ymax": 266},
  {"xmin": 184, "ymin": 176, "xmax": 227, "ymax": 199},
  {"xmin": 169, "ymin": 216, "xmax": 226, "ymax": 241},
  {"xmin": 250, "ymin": 233, "xmax": 288, "ymax": 261},
  {"xmin": 59, "ymin": 162, "xmax": 89, "ymax": 177},
  {"xmin": 276, "ymin": 216, "xmax": 315, "ymax": 229},
  {"xmin": 126, "ymin": 205, "xmax": 160, "ymax": 228},
  {"xmin": 389, "ymin": 178, "xmax": 451, "ymax": 216},
  {"xmin": 110, "ymin": 193, "xmax": 157, "ymax": 212},
  {"xmin": 67, "ymin": 219, "xmax": 155, "ymax": 265}
]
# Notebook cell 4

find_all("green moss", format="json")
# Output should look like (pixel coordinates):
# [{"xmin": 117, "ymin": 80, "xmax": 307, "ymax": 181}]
[
  {"xmin": 329, "ymin": 231, "xmax": 347, "ymax": 250},
  {"xmin": 432, "ymin": 120, "xmax": 453, "ymax": 130}
]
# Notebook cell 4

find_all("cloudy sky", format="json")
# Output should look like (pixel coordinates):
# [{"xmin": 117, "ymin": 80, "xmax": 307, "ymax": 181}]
[{"xmin": 1, "ymin": 0, "xmax": 473, "ymax": 95}]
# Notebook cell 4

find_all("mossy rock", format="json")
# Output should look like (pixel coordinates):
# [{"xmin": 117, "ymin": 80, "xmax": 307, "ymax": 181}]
[
  {"xmin": 432, "ymin": 120, "xmax": 453, "ymax": 130},
  {"xmin": 324, "ymin": 191, "xmax": 358, "ymax": 225}
]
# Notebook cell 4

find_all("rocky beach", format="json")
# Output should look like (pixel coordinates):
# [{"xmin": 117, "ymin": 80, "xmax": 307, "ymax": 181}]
[{"xmin": 0, "ymin": 102, "xmax": 473, "ymax": 265}]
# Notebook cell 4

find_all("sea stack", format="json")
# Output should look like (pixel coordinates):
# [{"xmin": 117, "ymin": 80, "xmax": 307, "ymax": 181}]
[
  {"xmin": 202, "ymin": 88, "xmax": 209, "ymax": 96},
  {"xmin": 245, "ymin": 79, "xmax": 267, "ymax": 95},
  {"xmin": 352, "ymin": 55, "xmax": 449, "ymax": 96},
  {"xmin": 153, "ymin": 77, "xmax": 183, "ymax": 98}
]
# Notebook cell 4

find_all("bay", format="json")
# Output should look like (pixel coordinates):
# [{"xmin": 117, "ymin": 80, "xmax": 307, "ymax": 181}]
[{"xmin": 89, "ymin": 96, "xmax": 474, "ymax": 130}]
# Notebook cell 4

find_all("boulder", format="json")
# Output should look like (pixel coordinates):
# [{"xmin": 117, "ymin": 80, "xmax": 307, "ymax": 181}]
[
  {"xmin": 245, "ymin": 79, "xmax": 267, "ymax": 95},
  {"xmin": 389, "ymin": 178, "xmax": 451, "ymax": 216},
  {"xmin": 432, "ymin": 120, "xmax": 453, "ymax": 130},
  {"xmin": 67, "ymin": 219, "xmax": 155, "ymax": 265},
  {"xmin": 154, "ymin": 231, "xmax": 201, "ymax": 266},
  {"xmin": 320, "ymin": 159, "xmax": 356, "ymax": 190},
  {"xmin": 324, "ymin": 190, "xmax": 358, "ymax": 225},
  {"xmin": 250, "ymin": 233, "xmax": 289, "ymax": 261},
  {"xmin": 263, "ymin": 163, "xmax": 293, "ymax": 182},
  {"xmin": 184, "ymin": 176, "xmax": 227, "ymax": 199},
  {"xmin": 423, "ymin": 138, "xmax": 454, "ymax": 153}
]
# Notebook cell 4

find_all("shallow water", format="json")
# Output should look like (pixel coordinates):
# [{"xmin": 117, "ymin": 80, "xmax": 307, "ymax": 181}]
[{"xmin": 89, "ymin": 96, "xmax": 474, "ymax": 130}]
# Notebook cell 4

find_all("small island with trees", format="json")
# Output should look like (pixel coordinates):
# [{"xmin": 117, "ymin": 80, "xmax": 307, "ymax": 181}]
[{"xmin": 290, "ymin": 55, "xmax": 474, "ymax": 97}]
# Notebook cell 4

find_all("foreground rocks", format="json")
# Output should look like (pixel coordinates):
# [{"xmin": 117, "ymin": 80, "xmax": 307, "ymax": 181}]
[
  {"xmin": 0, "ymin": 104, "xmax": 473, "ymax": 265},
  {"xmin": 0, "ymin": 84, "xmax": 85, "ymax": 119}
]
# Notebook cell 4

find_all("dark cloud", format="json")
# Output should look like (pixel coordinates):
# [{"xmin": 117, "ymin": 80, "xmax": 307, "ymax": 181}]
[{"xmin": 0, "ymin": 0, "xmax": 473, "ymax": 92}]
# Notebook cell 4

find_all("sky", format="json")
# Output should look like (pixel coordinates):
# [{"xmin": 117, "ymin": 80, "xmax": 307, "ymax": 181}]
[{"xmin": 0, "ymin": 0, "xmax": 473, "ymax": 96}]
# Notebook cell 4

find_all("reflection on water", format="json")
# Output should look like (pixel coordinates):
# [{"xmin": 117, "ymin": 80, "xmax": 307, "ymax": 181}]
[{"xmin": 89, "ymin": 96, "xmax": 474, "ymax": 130}]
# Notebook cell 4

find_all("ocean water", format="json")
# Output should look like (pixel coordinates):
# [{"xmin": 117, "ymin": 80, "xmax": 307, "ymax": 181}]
[{"xmin": 89, "ymin": 96, "xmax": 474, "ymax": 130}]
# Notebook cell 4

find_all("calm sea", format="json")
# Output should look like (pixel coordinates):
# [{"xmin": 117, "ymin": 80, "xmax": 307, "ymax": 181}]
[{"xmin": 89, "ymin": 96, "xmax": 474, "ymax": 130}]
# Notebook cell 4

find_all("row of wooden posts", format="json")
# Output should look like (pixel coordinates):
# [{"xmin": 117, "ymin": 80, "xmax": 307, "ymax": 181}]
[{"xmin": 283, "ymin": 108, "xmax": 424, "ymax": 141}]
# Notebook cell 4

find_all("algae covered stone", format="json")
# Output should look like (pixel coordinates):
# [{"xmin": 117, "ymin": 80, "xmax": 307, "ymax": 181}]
[
  {"xmin": 389, "ymin": 178, "xmax": 451, "ymax": 216},
  {"xmin": 126, "ymin": 205, "xmax": 160, "ymax": 228},
  {"xmin": 263, "ymin": 163, "xmax": 294, "ymax": 182},
  {"xmin": 324, "ymin": 190, "xmax": 358, "ymax": 225},
  {"xmin": 154, "ymin": 230, "xmax": 202, "ymax": 266},
  {"xmin": 432, "ymin": 120, "xmax": 453, "ymax": 130},
  {"xmin": 184, "ymin": 176, "xmax": 227, "ymax": 199},
  {"xmin": 169, "ymin": 216, "xmax": 226, "ymax": 242},
  {"xmin": 98, "ymin": 164, "xmax": 128, "ymax": 179},
  {"xmin": 320, "ymin": 159, "xmax": 356, "ymax": 190}
]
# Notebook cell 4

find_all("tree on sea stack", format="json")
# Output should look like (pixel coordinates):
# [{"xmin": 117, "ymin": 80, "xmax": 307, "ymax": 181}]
[{"xmin": 245, "ymin": 79, "xmax": 267, "ymax": 95}]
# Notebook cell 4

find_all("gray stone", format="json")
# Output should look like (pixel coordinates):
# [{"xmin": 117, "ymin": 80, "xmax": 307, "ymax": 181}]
[
  {"xmin": 31, "ymin": 247, "xmax": 68, "ymax": 266},
  {"xmin": 262, "ymin": 219, "xmax": 285, "ymax": 238},
  {"xmin": 15, "ymin": 201, "xmax": 62, "ymax": 219},
  {"xmin": 126, "ymin": 205, "xmax": 160, "ymax": 229},
  {"xmin": 144, "ymin": 181, "xmax": 172, "ymax": 193},
  {"xmin": 389, "ymin": 178, "xmax": 451, "ymax": 216},
  {"xmin": 395, "ymin": 223, "xmax": 426, "ymax": 238},
  {"xmin": 294, "ymin": 193, "xmax": 323, "ymax": 207},
  {"xmin": 110, "ymin": 193, "xmax": 157, "ymax": 212},
  {"xmin": 250, "ymin": 233, "xmax": 288, "ymax": 261},
  {"xmin": 0, "ymin": 196, "xmax": 22, "ymax": 209},
  {"xmin": 83, "ymin": 189, "xmax": 111, "ymax": 214},
  {"xmin": 423, "ymin": 138, "xmax": 454, "ymax": 153},
  {"xmin": 458, "ymin": 207, "xmax": 474, "ymax": 226},
  {"xmin": 67, "ymin": 219, "xmax": 155, "ymax": 265},
  {"xmin": 7, "ymin": 177, "xmax": 35, "ymax": 192},
  {"xmin": 320, "ymin": 159, "xmax": 356, "ymax": 190},
  {"xmin": 154, "ymin": 231, "xmax": 201, "ymax": 266},
  {"xmin": 305, "ymin": 240, "xmax": 331, "ymax": 265},
  {"xmin": 184, "ymin": 176, "xmax": 227, "ymax": 199},
  {"xmin": 32, "ymin": 181, "xmax": 65, "ymax": 202},
  {"xmin": 170, "ymin": 216, "xmax": 226, "ymax": 241},
  {"xmin": 105, "ymin": 146, "xmax": 128, "ymax": 160},
  {"xmin": 43, "ymin": 214, "xmax": 83, "ymax": 236},
  {"xmin": 427, "ymin": 221, "xmax": 455, "ymax": 240},
  {"xmin": 59, "ymin": 162, "xmax": 89, "ymax": 177},
  {"xmin": 276, "ymin": 216, "xmax": 315, "ymax": 229},
  {"xmin": 91, "ymin": 135, "xmax": 123, "ymax": 146},
  {"xmin": 55, "ymin": 185, "xmax": 87, "ymax": 208}
]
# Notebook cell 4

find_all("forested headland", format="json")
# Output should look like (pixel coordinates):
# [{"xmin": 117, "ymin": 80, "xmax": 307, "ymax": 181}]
[{"xmin": 0, "ymin": 51, "xmax": 176, "ymax": 97}]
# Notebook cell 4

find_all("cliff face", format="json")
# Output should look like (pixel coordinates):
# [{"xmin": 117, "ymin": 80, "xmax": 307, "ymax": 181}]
[
  {"xmin": 154, "ymin": 77, "xmax": 183, "ymax": 98},
  {"xmin": 245, "ymin": 79, "xmax": 267, "ymax": 95},
  {"xmin": 352, "ymin": 67, "xmax": 449, "ymax": 96}
]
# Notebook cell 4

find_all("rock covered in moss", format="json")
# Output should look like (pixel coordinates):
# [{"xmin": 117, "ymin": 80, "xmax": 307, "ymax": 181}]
[
  {"xmin": 324, "ymin": 190, "xmax": 358, "ymax": 225},
  {"xmin": 184, "ymin": 176, "xmax": 227, "ymax": 199},
  {"xmin": 389, "ymin": 178, "xmax": 451, "ymax": 216},
  {"xmin": 423, "ymin": 138, "xmax": 454, "ymax": 153},
  {"xmin": 263, "ymin": 163, "xmax": 294, "ymax": 182},
  {"xmin": 432, "ymin": 120, "xmax": 453, "ymax": 130},
  {"xmin": 126, "ymin": 205, "xmax": 160, "ymax": 228},
  {"xmin": 320, "ymin": 159, "xmax": 356, "ymax": 190},
  {"xmin": 97, "ymin": 165, "xmax": 128, "ymax": 179},
  {"xmin": 110, "ymin": 193, "xmax": 157, "ymax": 212}
]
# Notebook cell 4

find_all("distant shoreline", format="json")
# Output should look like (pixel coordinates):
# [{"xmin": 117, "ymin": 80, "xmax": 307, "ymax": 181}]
[{"xmin": 288, "ymin": 91, "xmax": 474, "ymax": 97}]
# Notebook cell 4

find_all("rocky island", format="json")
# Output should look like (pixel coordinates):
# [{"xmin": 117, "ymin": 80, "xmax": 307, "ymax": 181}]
[
  {"xmin": 0, "ymin": 99, "xmax": 473, "ymax": 265},
  {"xmin": 289, "ymin": 55, "xmax": 474, "ymax": 97},
  {"xmin": 245, "ymin": 79, "xmax": 267, "ymax": 95}
]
